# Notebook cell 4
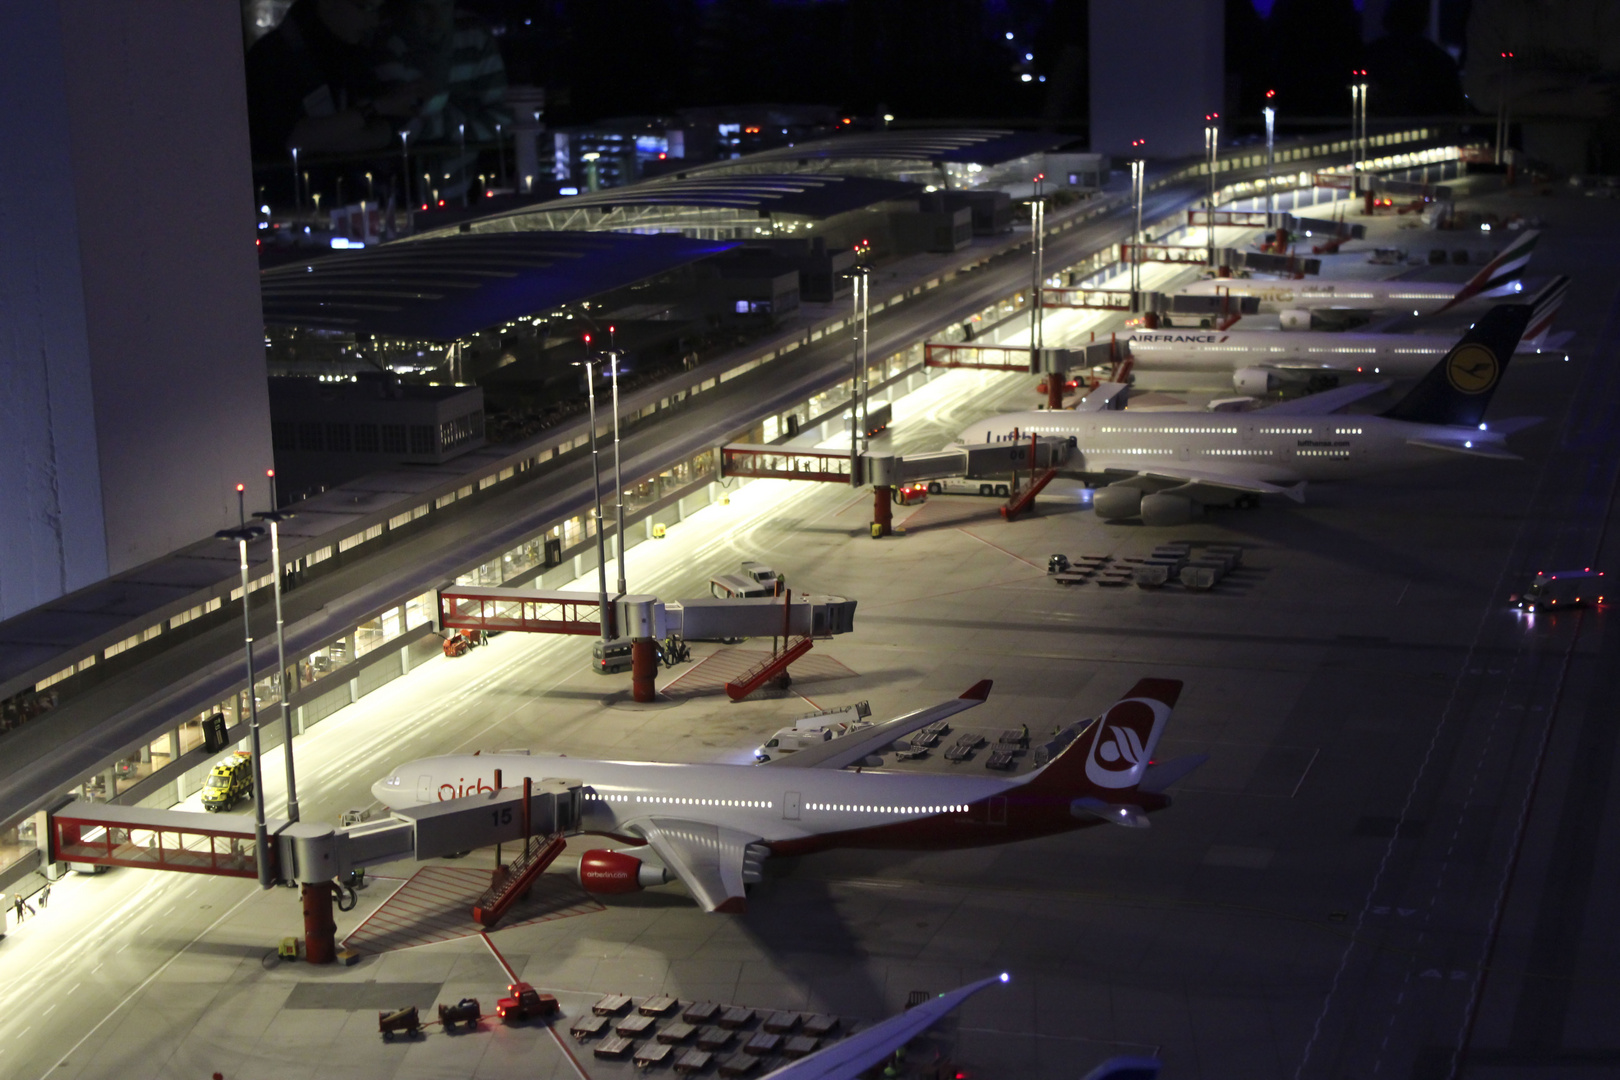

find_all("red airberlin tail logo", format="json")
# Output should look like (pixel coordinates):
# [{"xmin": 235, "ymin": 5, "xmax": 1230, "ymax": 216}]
[{"xmin": 1084, "ymin": 696, "xmax": 1172, "ymax": 789}]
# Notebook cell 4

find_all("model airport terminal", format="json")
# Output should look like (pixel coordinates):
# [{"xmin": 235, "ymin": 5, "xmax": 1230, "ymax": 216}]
[{"xmin": 3, "ymin": 4, "xmax": 1620, "ymax": 1079}]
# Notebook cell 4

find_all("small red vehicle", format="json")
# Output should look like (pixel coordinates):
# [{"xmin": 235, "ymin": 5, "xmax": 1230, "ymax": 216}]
[{"xmin": 497, "ymin": 982, "xmax": 558, "ymax": 1023}]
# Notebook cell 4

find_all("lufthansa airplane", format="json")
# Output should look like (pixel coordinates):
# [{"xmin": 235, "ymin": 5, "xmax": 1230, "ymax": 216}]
[
  {"xmin": 956, "ymin": 302, "xmax": 1538, "ymax": 526},
  {"xmin": 1125, "ymin": 277, "xmax": 1567, "ymax": 393},
  {"xmin": 372, "ymin": 678, "xmax": 1200, "ymax": 913},
  {"xmin": 1177, "ymin": 229, "xmax": 1539, "ymax": 316}
]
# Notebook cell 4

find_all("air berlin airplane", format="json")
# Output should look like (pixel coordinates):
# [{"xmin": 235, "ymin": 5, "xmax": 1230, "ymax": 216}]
[{"xmin": 372, "ymin": 678, "xmax": 1202, "ymax": 913}]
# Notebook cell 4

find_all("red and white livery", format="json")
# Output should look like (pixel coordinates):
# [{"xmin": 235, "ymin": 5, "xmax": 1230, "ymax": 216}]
[{"xmin": 372, "ymin": 679, "xmax": 1201, "ymax": 913}]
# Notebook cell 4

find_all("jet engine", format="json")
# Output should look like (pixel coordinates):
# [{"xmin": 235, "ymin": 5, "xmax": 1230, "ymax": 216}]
[
  {"xmin": 1232, "ymin": 367, "xmax": 1279, "ymax": 395},
  {"xmin": 1278, "ymin": 309, "xmax": 1312, "ymax": 330},
  {"xmin": 1092, "ymin": 484, "xmax": 1144, "ymax": 520},
  {"xmin": 1140, "ymin": 493, "xmax": 1201, "ymax": 527},
  {"xmin": 577, "ymin": 849, "xmax": 671, "ymax": 894}
]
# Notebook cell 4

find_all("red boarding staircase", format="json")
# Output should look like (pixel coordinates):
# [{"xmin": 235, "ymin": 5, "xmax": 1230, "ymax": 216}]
[
  {"xmin": 472, "ymin": 832, "xmax": 568, "ymax": 928},
  {"xmin": 725, "ymin": 637, "xmax": 814, "ymax": 701},
  {"xmin": 1001, "ymin": 468, "xmax": 1060, "ymax": 522}
]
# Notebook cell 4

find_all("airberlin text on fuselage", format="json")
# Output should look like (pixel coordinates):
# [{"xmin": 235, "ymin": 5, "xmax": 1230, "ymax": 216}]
[{"xmin": 440, "ymin": 779, "xmax": 496, "ymax": 800}]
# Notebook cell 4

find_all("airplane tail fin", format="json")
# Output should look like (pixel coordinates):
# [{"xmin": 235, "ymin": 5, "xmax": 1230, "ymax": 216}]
[
  {"xmin": 1020, "ymin": 679, "xmax": 1184, "ymax": 823},
  {"xmin": 1435, "ymin": 229, "xmax": 1540, "ymax": 313},
  {"xmin": 1521, "ymin": 274, "xmax": 1570, "ymax": 349},
  {"xmin": 1380, "ymin": 303, "xmax": 1534, "ymax": 428}
]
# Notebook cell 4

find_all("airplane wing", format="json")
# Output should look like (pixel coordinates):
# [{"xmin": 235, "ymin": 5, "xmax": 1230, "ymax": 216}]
[
  {"xmin": 1405, "ymin": 437, "xmax": 1521, "ymax": 460},
  {"xmin": 1072, "ymin": 382, "xmax": 1129, "ymax": 412},
  {"xmin": 758, "ymin": 975, "xmax": 1008, "ymax": 1080},
  {"xmin": 1104, "ymin": 467, "xmax": 1307, "ymax": 503},
  {"xmin": 633, "ymin": 818, "xmax": 762, "ymax": 914},
  {"xmin": 762, "ymin": 681, "xmax": 993, "ymax": 770},
  {"xmin": 1258, "ymin": 380, "xmax": 1391, "ymax": 415}
]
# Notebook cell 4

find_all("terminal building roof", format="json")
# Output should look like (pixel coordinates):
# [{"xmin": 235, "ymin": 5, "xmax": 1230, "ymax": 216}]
[
  {"xmin": 677, "ymin": 128, "xmax": 1075, "ymax": 173},
  {"xmin": 260, "ymin": 231, "xmax": 734, "ymax": 341},
  {"xmin": 449, "ymin": 174, "xmax": 924, "ymax": 239}
]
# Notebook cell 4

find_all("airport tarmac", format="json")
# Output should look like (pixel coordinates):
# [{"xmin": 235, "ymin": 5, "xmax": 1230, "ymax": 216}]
[{"xmin": 7, "ymin": 183, "xmax": 1620, "ymax": 1080}]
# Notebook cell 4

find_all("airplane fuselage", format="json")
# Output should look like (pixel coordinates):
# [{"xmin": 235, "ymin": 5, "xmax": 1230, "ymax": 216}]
[
  {"xmin": 956, "ymin": 410, "xmax": 1510, "ymax": 484},
  {"xmin": 373, "ymin": 751, "xmax": 1151, "ymax": 856},
  {"xmin": 1177, "ymin": 278, "xmax": 1474, "ymax": 314},
  {"xmin": 1122, "ymin": 328, "xmax": 1500, "ymax": 376}
]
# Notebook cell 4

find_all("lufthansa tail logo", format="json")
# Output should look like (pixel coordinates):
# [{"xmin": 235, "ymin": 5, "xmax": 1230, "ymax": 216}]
[{"xmin": 1446, "ymin": 344, "xmax": 1500, "ymax": 394}]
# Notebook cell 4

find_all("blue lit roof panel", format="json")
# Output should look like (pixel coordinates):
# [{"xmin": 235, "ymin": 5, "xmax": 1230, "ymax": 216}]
[{"xmin": 260, "ymin": 232, "xmax": 736, "ymax": 341}]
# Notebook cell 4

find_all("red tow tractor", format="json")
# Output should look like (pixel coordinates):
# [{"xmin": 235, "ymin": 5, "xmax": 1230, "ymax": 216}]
[{"xmin": 496, "ymin": 982, "xmax": 558, "ymax": 1023}]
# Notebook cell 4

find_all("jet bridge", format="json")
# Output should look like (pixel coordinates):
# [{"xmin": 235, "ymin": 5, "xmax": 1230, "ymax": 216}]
[{"xmin": 46, "ymin": 779, "xmax": 584, "ymax": 960}]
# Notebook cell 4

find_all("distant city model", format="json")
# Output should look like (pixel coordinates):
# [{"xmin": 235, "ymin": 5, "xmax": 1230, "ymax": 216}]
[
  {"xmin": 1124, "ymin": 277, "xmax": 1568, "ymax": 393},
  {"xmin": 955, "ymin": 302, "xmax": 1539, "ymax": 526},
  {"xmin": 373, "ymin": 679, "xmax": 1202, "ymax": 912},
  {"xmin": 1176, "ymin": 229, "xmax": 1540, "ymax": 318}
]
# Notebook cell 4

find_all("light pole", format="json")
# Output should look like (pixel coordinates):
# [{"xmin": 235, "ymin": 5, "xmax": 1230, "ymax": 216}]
[
  {"xmin": 1496, "ymin": 51, "xmax": 1515, "ymax": 167},
  {"xmin": 1349, "ymin": 72, "xmax": 1367, "ymax": 191},
  {"xmin": 290, "ymin": 146, "xmax": 301, "ymax": 212},
  {"xmin": 399, "ymin": 129, "xmax": 413, "ymax": 230},
  {"xmin": 1130, "ymin": 140, "xmax": 1145, "ymax": 313},
  {"xmin": 253, "ymin": 471, "xmax": 298, "ymax": 825},
  {"xmin": 1263, "ymin": 91, "xmax": 1277, "ymax": 226},
  {"xmin": 1030, "ymin": 172, "xmax": 1046, "ymax": 372},
  {"xmin": 1204, "ymin": 114, "xmax": 1220, "ymax": 267},
  {"xmin": 215, "ymin": 487, "xmax": 270, "ymax": 889},
  {"xmin": 458, "ymin": 123, "xmax": 468, "ymax": 207},
  {"xmin": 607, "ymin": 326, "xmax": 627, "ymax": 598},
  {"xmin": 576, "ymin": 344, "xmax": 610, "ymax": 644},
  {"xmin": 495, "ymin": 121, "xmax": 507, "ymax": 190},
  {"xmin": 847, "ymin": 262, "xmax": 870, "ymax": 484}
]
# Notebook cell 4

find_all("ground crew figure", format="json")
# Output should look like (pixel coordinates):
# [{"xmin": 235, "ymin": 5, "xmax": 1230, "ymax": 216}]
[{"xmin": 39, "ymin": 882, "xmax": 50, "ymax": 909}]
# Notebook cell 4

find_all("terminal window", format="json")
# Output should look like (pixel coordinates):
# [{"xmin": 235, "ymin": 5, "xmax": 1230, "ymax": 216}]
[
  {"xmin": 410, "ymin": 425, "xmax": 435, "ymax": 455},
  {"xmin": 298, "ymin": 422, "xmax": 323, "ymax": 451},
  {"xmin": 325, "ymin": 423, "xmax": 352, "ymax": 453},
  {"xmin": 354, "ymin": 424, "xmax": 380, "ymax": 453},
  {"xmin": 272, "ymin": 421, "xmax": 297, "ymax": 451},
  {"xmin": 382, "ymin": 424, "xmax": 408, "ymax": 453}
]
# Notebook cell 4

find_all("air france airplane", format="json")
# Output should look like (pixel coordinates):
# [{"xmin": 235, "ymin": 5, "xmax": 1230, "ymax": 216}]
[
  {"xmin": 956, "ymin": 302, "xmax": 1538, "ymax": 526},
  {"xmin": 372, "ymin": 678, "xmax": 1200, "ymax": 913},
  {"xmin": 1125, "ymin": 277, "xmax": 1567, "ymax": 393},
  {"xmin": 1178, "ymin": 229, "xmax": 1539, "ymax": 316}
]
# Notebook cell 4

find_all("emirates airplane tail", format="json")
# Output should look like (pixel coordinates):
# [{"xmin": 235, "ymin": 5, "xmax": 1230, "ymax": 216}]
[{"xmin": 1436, "ymin": 229, "xmax": 1540, "ymax": 312}]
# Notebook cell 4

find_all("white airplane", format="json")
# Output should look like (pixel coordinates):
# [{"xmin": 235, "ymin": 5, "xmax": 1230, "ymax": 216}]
[
  {"xmin": 1177, "ymin": 229, "xmax": 1539, "ymax": 318},
  {"xmin": 956, "ymin": 302, "xmax": 1538, "ymax": 526},
  {"xmin": 750, "ymin": 970, "xmax": 1158, "ymax": 1080},
  {"xmin": 373, "ymin": 678, "xmax": 1201, "ymax": 913},
  {"xmin": 1124, "ymin": 277, "xmax": 1567, "ymax": 393}
]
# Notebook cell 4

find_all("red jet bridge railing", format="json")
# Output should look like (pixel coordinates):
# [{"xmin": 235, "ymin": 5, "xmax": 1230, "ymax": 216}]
[
  {"xmin": 923, "ymin": 342, "xmax": 1035, "ymax": 373},
  {"xmin": 439, "ymin": 585, "xmax": 615, "ymax": 637},
  {"xmin": 50, "ymin": 803, "xmax": 271, "ymax": 879}
]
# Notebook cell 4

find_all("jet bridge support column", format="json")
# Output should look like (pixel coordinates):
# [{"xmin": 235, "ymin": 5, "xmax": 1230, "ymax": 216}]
[
  {"xmin": 872, "ymin": 484, "xmax": 892, "ymax": 538},
  {"xmin": 1046, "ymin": 373, "xmax": 1064, "ymax": 410},
  {"xmin": 302, "ymin": 882, "xmax": 336, "ymax": 963},
  {"xmin": 631, "ymin": 639, "xmax": 658, "ymax": 702}
]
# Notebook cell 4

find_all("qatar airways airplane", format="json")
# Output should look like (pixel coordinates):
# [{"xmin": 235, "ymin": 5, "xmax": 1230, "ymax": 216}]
[
  {"xmin": 1177, "ymin": 229, "xmax": 1539, "ymax": 316},
  {"xmin": 372, "ymin": 678, "xmax": 1201, "ymax": 913},
  {"xmin": 956, "ymin": 301, "xmax": 1538, "ymax": 526},
  {"xmin": 1125, "ymin": 277, "xmax": 1567, "ymax": 393}
]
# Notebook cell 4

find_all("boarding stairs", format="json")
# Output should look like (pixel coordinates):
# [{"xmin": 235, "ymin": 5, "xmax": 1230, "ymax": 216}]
[
  {"xmin": 472, "ymin": 831, "xmax": 568, "ymax": 928},
  {"xmin": 1001, "ymin": 468, "xmax": 1061, "ymax": 522},
  {"xmin": 725, "ymin": 637, "xmax": 815, "ymax": 701}
]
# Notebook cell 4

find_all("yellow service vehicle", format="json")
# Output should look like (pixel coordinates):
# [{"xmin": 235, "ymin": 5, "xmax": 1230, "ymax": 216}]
[{"xmin": 201, "ymin": 751, "xmax": 253, "ymax": 812}]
